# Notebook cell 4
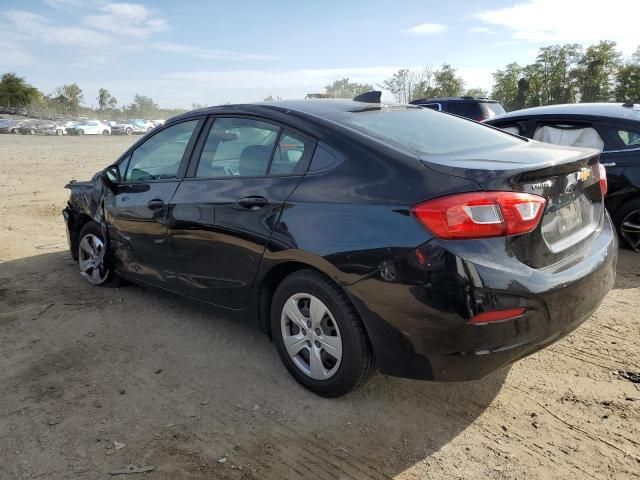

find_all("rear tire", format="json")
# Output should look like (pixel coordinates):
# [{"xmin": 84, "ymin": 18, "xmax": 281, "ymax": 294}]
[
  {"xmin": 125, "ymin": 127, "xmax": 132, "ymax": 135},
  {"xmin": 102, "ymin": 130, "xmax": 110, "ymax": 135},
  {"xmin": 270, "ymin": 269, "xmax": 376, "ymax": 397},
  {"xmin": 56, "ymin": 129, "xmax": 63, "ymax": 136},
  {"xmin": 77, "ymin": 129, "xmax": 84, "ymax": 136},
  {"xmin": 614, "ymin": 198, "xmax": 640, "ymax": 252}
]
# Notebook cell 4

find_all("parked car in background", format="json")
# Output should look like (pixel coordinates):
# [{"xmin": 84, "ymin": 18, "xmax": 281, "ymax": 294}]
[
  {"xmin": 110, "ymin": 120, "xmax": 135, "ymax": 135},
  {"xmin": 63, "ymin": 94, "xmax": 617, "ymax": 397},
  {"xmin": 17, "ymin": 120, "xmax": 40, "ymax": 135},
  {"xmin": 66, "ymin": 120, "xmax": 111, "ymax": 136},
  {"xmin": 38, "ymin": 122, "xmax": 67, "ymax": 136},
  {"xmin": 410, "ymin": 96, "xmax": 506, "ymax": 121},
  {"xmin": 0, "ymin": 118, "xmax": 20, "ymax": 133},
  {"xmin": 151, "ymin": 119, "xmax": 165, "ymax": 128},
  {"xmin": 129, "ymin": 119, "xmax": 155, "ymax": 134},
  {"xmin": 485, "ymin": 103, "xmax": 640, "ymax": 252}
]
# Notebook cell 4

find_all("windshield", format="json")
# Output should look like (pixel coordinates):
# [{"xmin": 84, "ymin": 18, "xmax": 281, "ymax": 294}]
[
  {"xmin": 481, "ymin": 102, "xmax": 506, "ymax": 118},
  {"xmin": 328, "ymin": 106, "xmax": 522, "ymax": 155}
]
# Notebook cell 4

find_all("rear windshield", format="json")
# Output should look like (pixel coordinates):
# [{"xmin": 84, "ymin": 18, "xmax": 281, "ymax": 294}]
[
  {"xmin": 481, "ymin": 102, "xmax": 506, "ymax": 118},
  {"xmin": 328, "ymin": 106, "xmax": 523, "ymax": 155}
]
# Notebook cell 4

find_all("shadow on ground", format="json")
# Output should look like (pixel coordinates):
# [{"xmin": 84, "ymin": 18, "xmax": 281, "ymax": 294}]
[{"xmin": 8, "ymin": 249, "xmax": 625, "ymax": 479}]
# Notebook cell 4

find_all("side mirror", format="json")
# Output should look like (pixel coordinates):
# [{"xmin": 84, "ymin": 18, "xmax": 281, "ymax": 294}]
[{"xmin": 101, "ymin": 164, "xmax": 120, "ymax": 189}]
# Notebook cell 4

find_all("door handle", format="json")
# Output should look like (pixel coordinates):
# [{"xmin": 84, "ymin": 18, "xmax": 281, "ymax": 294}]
[
  {"xmin": 238, "ymin": 196, "xmax": 268, "ymax": 210},
  {"xmin": 145, "ymin": 199, "xmax": 165, "ymax": 210},
  {"xmin": 601, "ymin": 162, "xmax": 616, "ymax": 167}
]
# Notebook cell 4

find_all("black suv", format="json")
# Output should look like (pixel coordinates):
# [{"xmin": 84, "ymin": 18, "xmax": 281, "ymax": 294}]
[
  {"xmin": 410, "ymin": 96, "xmax": 506, "ymax": 121},
  {"xmin": 485, "ymin": 103, "xmax": 640, "ymax": 252}
]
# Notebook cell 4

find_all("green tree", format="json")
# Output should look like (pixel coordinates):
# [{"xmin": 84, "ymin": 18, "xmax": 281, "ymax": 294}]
[
  {"xmin": 97, "ymin": 88, "xmax": 117, "ymax": 112},
  {"xmin": 465, "ymin": 87, "xmax": 488, "ymax": 98},
  {"xmin": 382, "ymin": 69, "xmax": 419, "ymax": 103},
  {"xmin": 53, "ymin": 83, "xmax": 83, "ymax": 116},
  {"xmin": 576, "ymin": 41, "xmax": 621, "ymax": 102},
  {"xmin": 491, "ymin": 63, "xmax": 522, "ymax": 111},
  {"xmin": 129, "ymin": 94, "xmax": 158, "ymax": 118},
  {"xmin": 0, "ymin": 73, "xmax": 39, "ymax": 108},
  {"xmin": 535, "ymin": 44, "xmax": 582, "ymax": 104},
  {"xmin": 324, "ymin": 78, "xmax": 374, "ymax": 99},
  {"xmin": 431, "ymin": 64, "xmax": 464, "ymax": 97},
  {"xmin": 614, "ymin": 47, "xmax": 640, "ymax": 102}
]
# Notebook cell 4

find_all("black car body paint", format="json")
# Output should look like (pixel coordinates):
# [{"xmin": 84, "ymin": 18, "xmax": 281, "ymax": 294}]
[{"xmin": 64, "ymin": 100, "xmax": 618, "ymax": 382}]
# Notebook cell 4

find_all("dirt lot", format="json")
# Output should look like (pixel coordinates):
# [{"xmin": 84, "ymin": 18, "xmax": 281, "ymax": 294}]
[{"xmin": 0, "ymin": 134, "xmax": 639, "ymax": 479}]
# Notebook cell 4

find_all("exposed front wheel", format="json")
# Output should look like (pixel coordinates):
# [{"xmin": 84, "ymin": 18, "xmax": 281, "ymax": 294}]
[
  {"xmin": 77, "ymin": 222, "xmax": 115, "ymax": 285},
  {"xmin": 271, "ymin": 270, "xmax": 376, "ymax": 397},
  {"xmin": 125, "ymin": 127, "xmax": 132, "ymax": 135},
  {"xmin": 616, "ymin": 198, "xmax": 640, "ymax": 252}
]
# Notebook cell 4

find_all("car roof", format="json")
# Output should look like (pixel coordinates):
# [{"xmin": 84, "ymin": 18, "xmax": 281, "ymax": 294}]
[
  {"xmin": 411, "ymin": 96, "xmax": 499, "ymax": 104},
  {"xmin": 490, "ymin": 103, "xmax": 640, "ymax": 122},
  {"xmin": 172, "ymin": 99, "xmax": 413, "ymax": 123}
]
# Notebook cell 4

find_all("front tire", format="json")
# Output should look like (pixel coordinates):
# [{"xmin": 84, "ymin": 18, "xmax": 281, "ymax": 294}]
[
  {"xmin": 77, "ymin": 129, "xmax": 84, "ymax": 136},
  {"xmin": 271, "ymin": 270, "xmax": 376, "ymax": 397},
  {"xmin": 56, "ymin": 129, "xmax": 63, "ymax": 136},
  {"xmin": 125, "ymin": 127, "xmax": 132, "ymax": 135},
  {"xmin": 77, "ymin": 222, "xmax": 115, "ymax": 286},
  {"xmin": 102, "ymin": 130, "xmax": 110, "ymax": 135},
  {"xmin": 615, "ymin": 198, "xmax": 640, "ymax": 252}
]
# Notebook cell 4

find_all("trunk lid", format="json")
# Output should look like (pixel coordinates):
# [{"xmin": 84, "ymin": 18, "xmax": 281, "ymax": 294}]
[{"xmin": 421, "ymin": 141, "xmax": 604, "ymax": 268}]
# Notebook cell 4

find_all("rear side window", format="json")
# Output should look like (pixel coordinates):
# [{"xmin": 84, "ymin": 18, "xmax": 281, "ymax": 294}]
[
  {"xmin": 445, "ymin": 102, "xmax": 481, "ymax": 118},
  {"xmin": 616, "ymin": 128, "xmax": 640, "ymax": 148},
  {"xmin": 533, "ymin": 123, "xmax": 604, "ymax": 150},
  {"xmin": 269, "ymin": 130, "xmax": 311, "ymax": 175},
  {"xmin": 196, "ymin": 118, "xmax": 279, "ymax": 177},
  {"xmin": 420, "ymin": 103, "xmax": 441, "ymax": 111},
  {"xmin": 498, "ymin": 124, "xmax": 522, "ymax": 135},
  {"xmin": 329, "ymin": 107, "xmax": 522, "ymax": 155}
]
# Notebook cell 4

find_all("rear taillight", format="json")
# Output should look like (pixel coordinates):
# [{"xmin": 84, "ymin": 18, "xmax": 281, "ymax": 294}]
[
  {"xmin": 598, "ymin": 163, "xmax": 608, "ymax": 197},
  {"xmin": 412, "ymin": 191, "xmax": 546, "ymax": 239}
]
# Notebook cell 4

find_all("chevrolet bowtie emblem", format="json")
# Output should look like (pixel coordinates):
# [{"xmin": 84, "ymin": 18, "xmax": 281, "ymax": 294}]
[{"xmin": 577, "ymin": 168, "xmax": 591, "ymax": 182}]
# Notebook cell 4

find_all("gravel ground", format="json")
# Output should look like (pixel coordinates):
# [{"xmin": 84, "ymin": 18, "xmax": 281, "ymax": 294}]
[{"xmin": 1, "ymin": 134, "xmax": 639, "ymax": 479}]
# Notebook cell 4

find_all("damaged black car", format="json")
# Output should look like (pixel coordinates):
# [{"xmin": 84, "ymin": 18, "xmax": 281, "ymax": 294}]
[{"xmin": 64, "ymin": 95, "xmax": 617, "ymax": 397}]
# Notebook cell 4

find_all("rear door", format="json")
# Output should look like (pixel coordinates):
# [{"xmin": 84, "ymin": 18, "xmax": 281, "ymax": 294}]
[
  {"xmin": 104, "ymin": 118, "xmax": 203, "ymax": 285},
  {"xmin": 166, "ymin": 116, "xmax": 314, "ymax": 308},
  {"xmin": 599, "ymin": 122, "xmax": 640, "ymax": 196}
]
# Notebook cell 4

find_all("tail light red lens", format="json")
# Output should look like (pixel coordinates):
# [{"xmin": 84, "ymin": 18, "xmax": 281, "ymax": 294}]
[
  {"xmin": 412, "ymin": 191, "xmax": 546, "ymax": 239},
  {"xmin": 598, "ymin": 163, "xmax": 608, "ymax": 197},
  {"xmin": 469, "ymin": 307, "xmax": 527, "ymax": 325}
]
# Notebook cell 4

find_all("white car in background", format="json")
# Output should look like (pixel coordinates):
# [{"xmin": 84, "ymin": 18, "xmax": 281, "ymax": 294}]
[
  {"xmin": 66, "ymin": 120, "xmax": 111, "ymax": 136},
  {"xmin": 129, "ymin": 119, "xmax": 155, "ymax": 134}
]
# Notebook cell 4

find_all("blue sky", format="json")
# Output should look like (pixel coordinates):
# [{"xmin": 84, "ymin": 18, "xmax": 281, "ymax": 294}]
[{"xmin": 1, "ymin": 0, "xmax": 638, "ymax": 108}]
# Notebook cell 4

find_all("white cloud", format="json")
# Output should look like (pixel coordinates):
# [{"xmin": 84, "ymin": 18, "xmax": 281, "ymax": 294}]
[
  {"xmin": 153, "ymin": 42, "xmax": 280, "ymax": 61},
  {"xmin": 4, "ymin": 10, "xmax": 111, "ymax": 46},
  {"xmin": 84, "ymin": 3, "xmax": 167, "ymax": 38},
  {"xmin": 404, "ymin": 23, "xmax": 448, "ymax": 35},
  {"xmin": 469, "ymin": 26, "xmax": 492, "ymax": 34},
  {"xmin": 476, "ymin": 0, "xmax": 640, "ymax": 54},
  {"xmin": 43, "ymin": 0, "xmax": 99, "ymax": 8}
]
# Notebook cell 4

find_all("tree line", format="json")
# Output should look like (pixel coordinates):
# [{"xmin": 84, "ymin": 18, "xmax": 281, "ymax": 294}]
[
  {"xmin": 323, "ymin": 41, "xmax": 639, "ymax": 110},
  {"xmin": 0, "ymin": 74, "xmax": 185, "ymax": 119}
]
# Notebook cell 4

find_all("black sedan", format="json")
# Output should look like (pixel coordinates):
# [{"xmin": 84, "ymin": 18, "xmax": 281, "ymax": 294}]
[
  {"xmin": 485, "ymin": 103, "xmax": 640, "ymax": 251},
  {"xmin": 63, "ymin": 94, "xmax": 617, "ymax": 397}
]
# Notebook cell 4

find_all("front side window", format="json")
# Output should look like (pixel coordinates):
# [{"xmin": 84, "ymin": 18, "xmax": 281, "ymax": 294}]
[
  {"xmin": 196, "ymin": 117, "xmax": 280, "ymax": 177},
  {"xmin": 125, "ymin": 120, "xmax": 198, "ymax": 181},
  {"xmin": 533, "ymin": 123, "xmax": 604, "ymax": 150},
  {"xmin": 616, "ymin": 128, "xmax": 640, "ymax": 148}
]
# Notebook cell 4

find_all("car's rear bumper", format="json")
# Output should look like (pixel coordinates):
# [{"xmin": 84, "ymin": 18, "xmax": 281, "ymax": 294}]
[{"xmin": 345, "ymin": 212, "xmax": 618, "ymax": 381}]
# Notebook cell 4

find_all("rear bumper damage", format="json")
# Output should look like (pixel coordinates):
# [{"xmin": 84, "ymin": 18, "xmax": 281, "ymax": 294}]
[{"xmin": 346, "ymin": 212, "xmax": 618, "ymax": 381}]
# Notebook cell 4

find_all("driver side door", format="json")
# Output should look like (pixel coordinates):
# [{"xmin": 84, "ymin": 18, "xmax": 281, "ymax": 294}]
[{"xmin": 104, "ymin": 118, "xmax": 203, "ymax": 286}]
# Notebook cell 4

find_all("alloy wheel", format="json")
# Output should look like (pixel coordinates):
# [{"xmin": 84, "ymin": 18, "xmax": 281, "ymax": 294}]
[
  {"xmin": 280, "ymin": 293, "xmax": 342, "ymax": 380},
  {"xmin": 621, "ymin": 209, "xmax": 640, "ymax": 252},
  {"xmin": 78, "ymin": 233, "xmax": 110, "ymax": 284}
]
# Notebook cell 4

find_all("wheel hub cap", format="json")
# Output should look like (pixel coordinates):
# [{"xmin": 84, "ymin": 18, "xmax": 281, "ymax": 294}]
[
  {"xmin": 78, "ymin": 233, "xmax": 109, "ymax": 284},
  {"xmin": 281, "ymin": 293, "xmax": 342, "ymax": 380},
  {"xmin": 621, "ymin": 209, "xmax": 640, "ymax": 252}
]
